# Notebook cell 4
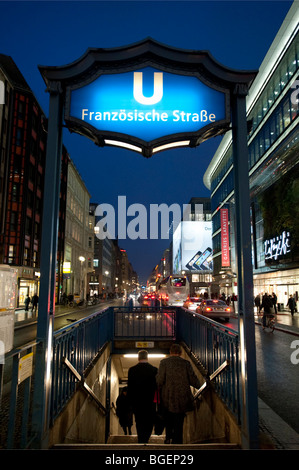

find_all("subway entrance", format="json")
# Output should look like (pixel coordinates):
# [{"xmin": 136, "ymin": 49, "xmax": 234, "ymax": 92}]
[{"xmin": 32, "ymin": 38, "xmax": 259, "ymax": 449}]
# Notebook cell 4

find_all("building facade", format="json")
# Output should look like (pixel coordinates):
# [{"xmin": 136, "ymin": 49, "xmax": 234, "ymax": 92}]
[
  {"xmin": 63, "ymin": 160, "xmax": 94, "ymax": 299},
  {"xmin": 91, "ymin": 202, "xmax": 137, "ymax": 298},
  {"xmin": 204, "ymin": 3, "xmax": 299, "ymax": 305},
  {"xmin": 171, "ymin": 197, "xmax": 213, "ymax": 296},
  {"xmin": 0, "ymin": 54, "xmax": 68, "ymax": 306}
]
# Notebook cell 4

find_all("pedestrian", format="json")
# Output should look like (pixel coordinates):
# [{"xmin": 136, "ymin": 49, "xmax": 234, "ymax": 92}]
[
  {"xmin": 156, "ymin": 343, "xmax": 201, "ymax": 444},
  {"xmin": 127, "ymin": 350, "xmax": 158, "ymax": 443},
  {"xmin": 31, "ymin": 293, "xmax": 39, "ymax": 314},
  {"xmin": 261, "ymin": 293, "xmax": 273, "ymax": 329},
  {"xmin": 287, "ymin": 294, "xmax": 296, "ymax": 316},
  {"xmin": 231, "ymin": 293, "xmax": 238, "ymax": 313},
  {"xmin": 272, "ymin": 292, "xmax": 277, "ymax": 314},
  {"xmin": 116, "ymin": 387, "xmax": 133, "ymax": 436},
  {"xmin": 254, "ymin": 294, "xmax": 261, "ymax": 313},
  {"xmin": 24, "ymin": 294, "xmax": 30, "ymax": 312}
]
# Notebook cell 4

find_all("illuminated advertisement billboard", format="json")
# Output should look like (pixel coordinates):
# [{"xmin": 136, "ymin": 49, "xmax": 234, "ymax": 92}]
[
  {"xmin": 68, "ymin": 66, "xmax": 227, "ymax": 151},
  {"xmin": 172, "ymin": 221, "xmax": 213, "ymax": 273}
]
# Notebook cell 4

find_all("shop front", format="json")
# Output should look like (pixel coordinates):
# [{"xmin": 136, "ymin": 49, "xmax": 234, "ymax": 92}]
[
  {"xmin": 17, "ymin": 267, "xmax": 40, "ymax": 307},
  {"xmin": 253, "ymin": 268, "xmax": 299, "ymax": 311}
]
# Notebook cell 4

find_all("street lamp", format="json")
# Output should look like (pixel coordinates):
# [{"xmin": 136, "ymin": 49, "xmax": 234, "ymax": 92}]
[{"xmin": 79, "ymin": 256, "xmax": 85, "ymax": 299}]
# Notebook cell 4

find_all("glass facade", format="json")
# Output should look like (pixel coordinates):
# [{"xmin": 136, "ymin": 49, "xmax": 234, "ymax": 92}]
[
  {"xmin": 248, "ymin": 38, "xmax": 299, "ymax": 138},
  {"xmin": 208, "ymin": 24, "xmax": 299, "ymax": 298}
]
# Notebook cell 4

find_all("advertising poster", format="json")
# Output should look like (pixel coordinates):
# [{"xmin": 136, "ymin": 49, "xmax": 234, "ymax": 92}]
[
  {"xmin": 173, "ymin": 221, "xmax": 213, "ymax": 273},
  {"xmin": 172, "ymin": 223, "xmax": 182, "ymax": 273},
  {"xmin": 220, "ymin": 208, "xmax": 230, "ymax": 267}
]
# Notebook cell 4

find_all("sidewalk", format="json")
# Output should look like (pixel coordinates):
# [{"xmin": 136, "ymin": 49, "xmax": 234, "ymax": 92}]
[
  {"xmin": 254, "ymin": 309, "xmax": 299, "ymax": 336},
  {"xmin": 259, "ymin": 398, "xmax": 299, "ymax": 449},
  {"xmin": 14, "ymin": 300, "xmax": 115, "ymax": 326}
]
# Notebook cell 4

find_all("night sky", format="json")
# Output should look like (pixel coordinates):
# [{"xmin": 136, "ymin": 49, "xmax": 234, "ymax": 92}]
[{"xmin": 1, "ymin": 1, "xmax": 293, "ymax": 284}]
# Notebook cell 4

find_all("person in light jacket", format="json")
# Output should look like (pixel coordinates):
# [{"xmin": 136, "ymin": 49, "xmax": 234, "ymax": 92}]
[{"xmin": 156, "ymin": 343, "xmax": 201, "ymax": 444}]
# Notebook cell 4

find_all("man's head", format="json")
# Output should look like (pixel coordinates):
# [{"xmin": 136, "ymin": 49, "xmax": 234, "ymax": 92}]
[
  {"xmin": 170, "ymin": 344, "xmax": 182, "ymax": 356},
  {"xmin": 138, "ymin": 350, "xmax": 148, "ymax": 362}
]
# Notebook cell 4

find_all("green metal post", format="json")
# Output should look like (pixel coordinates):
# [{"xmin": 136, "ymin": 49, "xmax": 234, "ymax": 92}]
[
  {"xmin": 31, "ymin": 81, "xmax": 63, "ymax": 448},
  {"xmin": 231, "ymin": 84, "xmax": 259, "ymax": 449}
]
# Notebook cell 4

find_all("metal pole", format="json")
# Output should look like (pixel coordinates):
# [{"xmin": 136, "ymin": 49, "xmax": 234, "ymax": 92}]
[
  {"xmin": 31, "ymin": 81, "xmax": 63, "ymax": 448},
  {"xmin": 231, "ymin": 83, "xmax": 259, "ymax": 449}
]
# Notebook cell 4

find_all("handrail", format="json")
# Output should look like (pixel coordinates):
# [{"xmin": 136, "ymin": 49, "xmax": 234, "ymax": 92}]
[
  {"xmin": 182, "ymin": 307, "xmax": 238, "ymax": 336},
  {"xmin": 0, "ymin": 340, "xmax": 40, "ymax": 449},
  {"xmin": 193, "ymin": 359, "xmax": 230, "ymax": 400},
  {"xmin": 4, "ymin": 339, "xmax": 40, "ymax": 360},
  {"xmin": 113, "ymin": 306, "xmax": 176, "ymax": 339},
  {"xmin": 62, "ymin": 357, "xmax": 107, "ymax": 416},
  {"xmin": 177, "ymin": 307, "xmax": 240, "ymax": 420},
  {"xmin": 51, "ymin": 307, "xmax": 113, "ymax": 421}
]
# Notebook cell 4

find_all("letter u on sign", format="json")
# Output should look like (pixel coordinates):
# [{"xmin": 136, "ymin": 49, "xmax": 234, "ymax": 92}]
[{"xmin": 133, "ymin": 72, "xmax": 163, "ymax": 105}]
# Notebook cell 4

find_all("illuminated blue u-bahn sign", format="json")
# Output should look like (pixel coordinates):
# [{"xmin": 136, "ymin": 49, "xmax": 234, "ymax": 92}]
[
  {"xmin": 40, "ymin": 38, "xmax": 256, "ymax": 157},
  {"xmin": 68, "ymin": 66, "xmax": 227, "ymax": 153}
]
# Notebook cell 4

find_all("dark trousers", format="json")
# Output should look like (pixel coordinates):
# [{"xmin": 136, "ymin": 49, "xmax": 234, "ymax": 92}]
[
  {"xmin": 134, "ymin": 407, "xmax": 155, "ymax": 443},
  {"xmin": 165, "ymin": 410, "xmax": 185, "ymax": 444}
]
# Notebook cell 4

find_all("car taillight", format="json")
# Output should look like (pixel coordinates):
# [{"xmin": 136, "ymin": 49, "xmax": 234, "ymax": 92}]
[
  {"xmin": 225, "ymin": 308, "xmax": 231, "ymax": 312},
  {"xmin": 206, "ymin": 307, "xmax": 212, "ymax": 311}
]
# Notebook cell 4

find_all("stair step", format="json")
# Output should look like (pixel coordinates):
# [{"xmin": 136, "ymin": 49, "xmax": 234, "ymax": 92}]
[
  {"xmin": 54, "ymin": 434, "xmax": 239, "ymax": 450},
  {"xmin": 54, "ymin": 442, "xmax": 240, "ymax": 450},
  {"xmin": 107, "ymin": 434, "xmax": 164, "ymax": 444}
]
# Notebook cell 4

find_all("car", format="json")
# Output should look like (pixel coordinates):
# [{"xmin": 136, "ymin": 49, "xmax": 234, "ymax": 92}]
[
  {"xmin": 142, "ymin": 293, "xmax": 157, "ymax": 306},
  {"xmin": 183, "ymin": 296, "xmax": 202, "ymax": 311},
  {"xmin": 157, "ymin": 293, "xmax": 169, "ymax": 306},
  {"xmin": 196, "ymin": 299, "xmax": 232, "ymax": 321}
]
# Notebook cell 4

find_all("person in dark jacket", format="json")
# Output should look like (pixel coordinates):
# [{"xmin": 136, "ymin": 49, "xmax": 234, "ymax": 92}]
[
  {"xmin": 287, "ymin": 294, "xmax": 296, "ymax": 316},
  {"xmin": 24, "ymin": 295, "xmax": 30, "ymax": 312},
  {"xmin": 261, "ymin": 293, "xmax": 274, "ymax": 328},
  {"xmin": 254, "ymin": 294, "xmax": 261, "ymax": 313},
  {"xmin": 127, "ymin": 350, "xmax": 158, "ymax": 443},
  {"xmin": 31, "ymin": 293, "xmax": 39, "ymax": 314},
  {"xmin": 116, "ymin": 386, "xmax": 133, "ymax": 435},
  {"xmin": 156, "ymin": 343, "xmax": 201, "ymax": 444},
  {"xmin": 272, "ymin": 292, "xmax": 278, "ymax": 314}
]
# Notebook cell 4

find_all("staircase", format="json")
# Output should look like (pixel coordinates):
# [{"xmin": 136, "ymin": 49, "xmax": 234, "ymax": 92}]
[{"xmin": 53, "ymin": 433, "xmax": 240, "ymax": 450}]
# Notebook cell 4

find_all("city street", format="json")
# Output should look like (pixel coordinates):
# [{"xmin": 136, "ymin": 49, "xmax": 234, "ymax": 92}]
[{"xmin": 12, "ymin": 302, "xmax": 299, "ymax": 436}]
